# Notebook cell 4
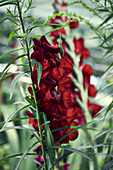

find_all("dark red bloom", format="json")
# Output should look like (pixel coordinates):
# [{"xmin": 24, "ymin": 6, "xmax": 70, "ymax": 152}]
[
  {"xmin": 81, "ymin": 47, "xmax": 90, "ymax": 59},
  {"xmin": 73, "ymin": 37, "xmax": 84, "ymax": 55},
  {"xmin": 66, "ymin": 107, "xmax": 81, "ymax": 123},
  {"xmin": 33, "ymin": 145, "xmax": 42, "ymax": 154},
  {"xmin": 67, "ymin": 121, "xmax": 78, "ymax": 141},
  {"xmin": 26, "ymin": 111, "xmax": 38, "ymax": 131},
  {"xmin": 61, "ymin": 90, "xmax": 75, "ymax": 108},
  {"xmin": 58, "ymin": 56, "xmax": 73, "ymax": 76},
  {"xmin": 82, "ymin": 64, "xmax": 94, "ymax": 77},
  {"xmin": 88, "ymin": 84, "xmax": 97, "ymax": 97},
  {"xmin": 69, "ymin": 19, "xmax": 79, "ymax": 29},
  {"xmin": 61, "ymin": 2, "xmax": 67, "ymax": 9},
  {"xmin": 63, "ymin": 163, "xmax": 71, "ymax": 170},
  {"xmin": 35, "ymin": 156, "xmax": 44, "ymax": 168},
  {"xmin": 28, "ymin": 86, "xmax": 33, "ymax": 95},
  {"xmin": 27, "ymin": 30, "xmax": 102, "ymax": 146},
  {"xmin": 49, "ymin": 28, "xmax": 66, "ymax": 39},
  {"xmin": 88, "ymin": 100, "xmax": 102, "ymax": 118},
  {"xmin": 58, "ymin": 77, "xmax": 73, "ymax": 94}
]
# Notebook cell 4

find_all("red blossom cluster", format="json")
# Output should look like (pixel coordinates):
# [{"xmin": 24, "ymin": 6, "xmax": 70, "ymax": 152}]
[
  {"xmin": 27, "ymin": 35, "xmax": 79, "ymax": 145},
  {"xmin": 26, "ymin": 0, "xmax": 102, "ymax": 147},
  {"xmin": 48, "ymin": 0, "xmax": 102, "ymax": 120},
  {"xmin": 25, "ymin": 0, "xmax": 102, "ymax": 168}
]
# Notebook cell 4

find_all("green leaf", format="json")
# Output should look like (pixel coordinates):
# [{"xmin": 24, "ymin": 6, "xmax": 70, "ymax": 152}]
[
  {"xmin": 98, "ymin": 13, "xmax": 113, "ymax": 28},
  {"xmin": 43, "ymin": 112, "xmax": 56, "ymax": 168},
  {"xmin": 0, "ymin": 17, "xmax": 19, "ymax": 25},
  {"xmin": 0, "ymin": 54, "xmax": 26, "ymax": 80},
  {"xmin": 0, "ymin": 117, "xmax": 36, "ymax": 126},
  {"xmin": 21, "ymin": 55, "xmax": 25, "ymax": 64},
  {"xmin": 36, "ymin": 61, "xmax": 42, "ymax": 88},
  {"xmin": 0, "ymin": 47, "xmax": 23, "ymax": 60},
  {"xmin": 102, "ymin": 62, "xmax": 113, "ymax": 76},
  {"xmin": 104, "ymin": 32, "xmax": 113, "ymax": 42},
  {"xmin": 9, "ymin": 72, "xmax": 25, "ymax": 99},
  {"xmin": 96, "ymin": 8, "xmax": 109, "ymax": 12},
  {"xmin": 0, "ymin": 125, "xmax": 35, "ymax": 133},
  {"xmin": 27, "ymin": 25, "xmax": 40, "ymax": 33},
  {"xmin": 51, "ymin": 121, "xmax": 96, "ymax": 145},
  {"xmin": 1, "ymin": 104, "xmax": 30, "ymax": 130},
  {"xmin": 6, "ymin": 30, "xmax": 16, "ymax": 46},
  {"xmin": 104, "ymin": 100, "xmax": 113, "ymax": 117},
  {"xmin": 0, "ymin": 152, "xmax": 37, "ymax": 162},
  {"xmin": 1, "ymin": 72, "xmax": 19, "ymax": 79},
  {"xmin": 67, "ymin": 0, "xmax": 102, "ymax": 19},
  {"xmin": 45, "ymin": 26, "xmax": 64, "ymax": 36},
  {"xmin": 31, "ymin": 35, "xmax": 41, "ymax": 39},
  {"xmin": 25, "ymin": 96, "xmax": 35, "ymax": 108},
  {"xmin": 48, "ymin": 146, "xmax": 99, "ymax": 167},
  {"xmin": 0, "ymin": 2, "xmax": 16, "ymax": 7},
  {"xmin": 15, "ymin": 141, "xmax": 40, "ymax": 170},
  {"xmin": 103, "ymin": 160, "xmax": 113, "ymax": 170}
]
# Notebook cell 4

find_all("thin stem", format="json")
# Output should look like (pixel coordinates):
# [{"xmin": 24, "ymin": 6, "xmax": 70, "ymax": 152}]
[{"xmin": 16, "ymin": 1, "xmax": 47, "ymax": 169}]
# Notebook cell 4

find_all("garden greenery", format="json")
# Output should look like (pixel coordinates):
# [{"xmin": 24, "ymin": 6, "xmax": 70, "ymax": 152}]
[{"xmin": 0, "ymin": 0, "xmax": 113, "ymax": 170}]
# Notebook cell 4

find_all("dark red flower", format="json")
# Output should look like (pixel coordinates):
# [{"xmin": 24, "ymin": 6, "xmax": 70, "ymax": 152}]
[
  {"xmin": 35, "ymin": 156, "xmax": 44, "ymax": 168},
  {"xmin": 50, "ymin": 118, "xmax": 69, "ymax": 145},
  {"xmin": 58, "ymin": 56, "xmax": 73, "ymax": 76},
  {"xmin": 61, "ymin": 2, "xmax": 67, "ymax": 9},
  {"xmin": 26, "ymin": 111, "xmax": 38, "ymax": 131},
  {"xmin": 63, "ymin": 163, "xmax": 71, "ymax": 170},
  {"xmin": 69, "ymin": 19, "xmax": 79, "ymax": 29},
  {"xmin": 82, "ymin": 64, "xmax": 94, "ymax": 76},
  {"xmin": 81, "ymin": 47, "xmax": 90, "ymax": 59},
  {"xmin": 33, "ymin": 145, "xmax": 42, "ymax": 154},
  {"xmin": 49, "ymin": 28, "xmax": 66, "ymax": 39},
  {"xmin": 61, "ymin": 90, "xmax": 75, "ymax": 108},
  {"xmin": 73, "ymin": 37, "xmax": 84, "ymax": 55},
  {"xmin": 67, "ymin": 121, "xmax": 78, "ymax": 141},
  {"xmin": 66, "ymin": 107, "xmax": 81, "ymax": 123},
  {"xmin": 88, "ymin": 84, "xmax": 97, "ymax": 97},
  {"xmin": 88, "ymin": 100, "xmax": 102, "ymax": 118},
  {"xmin": 58, "ymin": 77, "xmax": 73, "ymax": 94},
  {"xmin": 28, "ymin": 86, "xmax": 33, "ymax": 95},
  {"xmin": 27, "ymin": 31, "xmax": 102, "ymax": 147}
]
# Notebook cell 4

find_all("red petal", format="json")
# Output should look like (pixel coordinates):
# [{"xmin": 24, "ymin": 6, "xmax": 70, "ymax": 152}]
[
  {"xmin": 61, "ymin": 2, "xmax": 67, "ymax": 9},
  {"xmin": 26, "ymin": 111, "xmax": 35, "ymax": 118},
  {"xmin": 88, "ymin": 103, "xmax": 102, "ymax": 118},
  {"xmin": 66, "ymin": 107, "xmax": 81, "ymax": 123},
  {"xmin": 73, "ymin": 37, "xmax": 84, "ymax": 55},
  {"xmin": 59, "ymin": 28, "xmax": 66, "ymax": 35},
  {"xmin": 83, "ymin": 64, "xmax": 94, "ymax": 76},
  {"xmin": 58, "ymin": 77, "xmax": 72, "ymax": 94},
  {"xmin": 67, "ymin": 121, "xmax": 78, "ymax": 141},
  {"xmin": 88, "ymin": 84, "xmax": 97, "ymax": 97},
  {"xmin": 28, "ymin": 86, "xmax": 33, "ymax": 95},
  {"xmin": 58, "ymin": 56, "xmax": 73, "ymax": 76},
  {"xmin": 61, "ymin": 90, "xmax": 74, "ymax": 108},
  {"xmin": 81, "ymin": 47, "xmax": 90, "ymax": 59},
  {"xmin": 43, "ymin": 42, "xmax": 60, "ymax": 53},
  {"xmin": 50, "ymin": 67, "xmax": 61, "ymax": 81},
  {"xmin": 69, "ymin": 20, "xmax": 79, "ymax": 29}
]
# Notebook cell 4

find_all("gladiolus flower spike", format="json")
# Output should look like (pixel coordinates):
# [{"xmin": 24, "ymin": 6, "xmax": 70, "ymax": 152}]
[{"xmin": 26, "ymin": 1, "xmax": 102, "ymax": 168}]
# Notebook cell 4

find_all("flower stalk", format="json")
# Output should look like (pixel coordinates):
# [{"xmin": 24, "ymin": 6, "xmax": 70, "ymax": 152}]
[{"xmin": 16, "ymin": 1, "xmax": 47, "ymax": 169}]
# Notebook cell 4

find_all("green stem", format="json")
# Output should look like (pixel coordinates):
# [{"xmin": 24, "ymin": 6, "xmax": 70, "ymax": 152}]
[{"xmin": 16, "ymin": 1, "xmax": 47, "ymax": 169}]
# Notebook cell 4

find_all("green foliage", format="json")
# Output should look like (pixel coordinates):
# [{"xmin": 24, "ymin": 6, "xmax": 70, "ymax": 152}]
[{"xmin": 43, "ymin": 113, "xmax": 56, "ymax": 168}]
